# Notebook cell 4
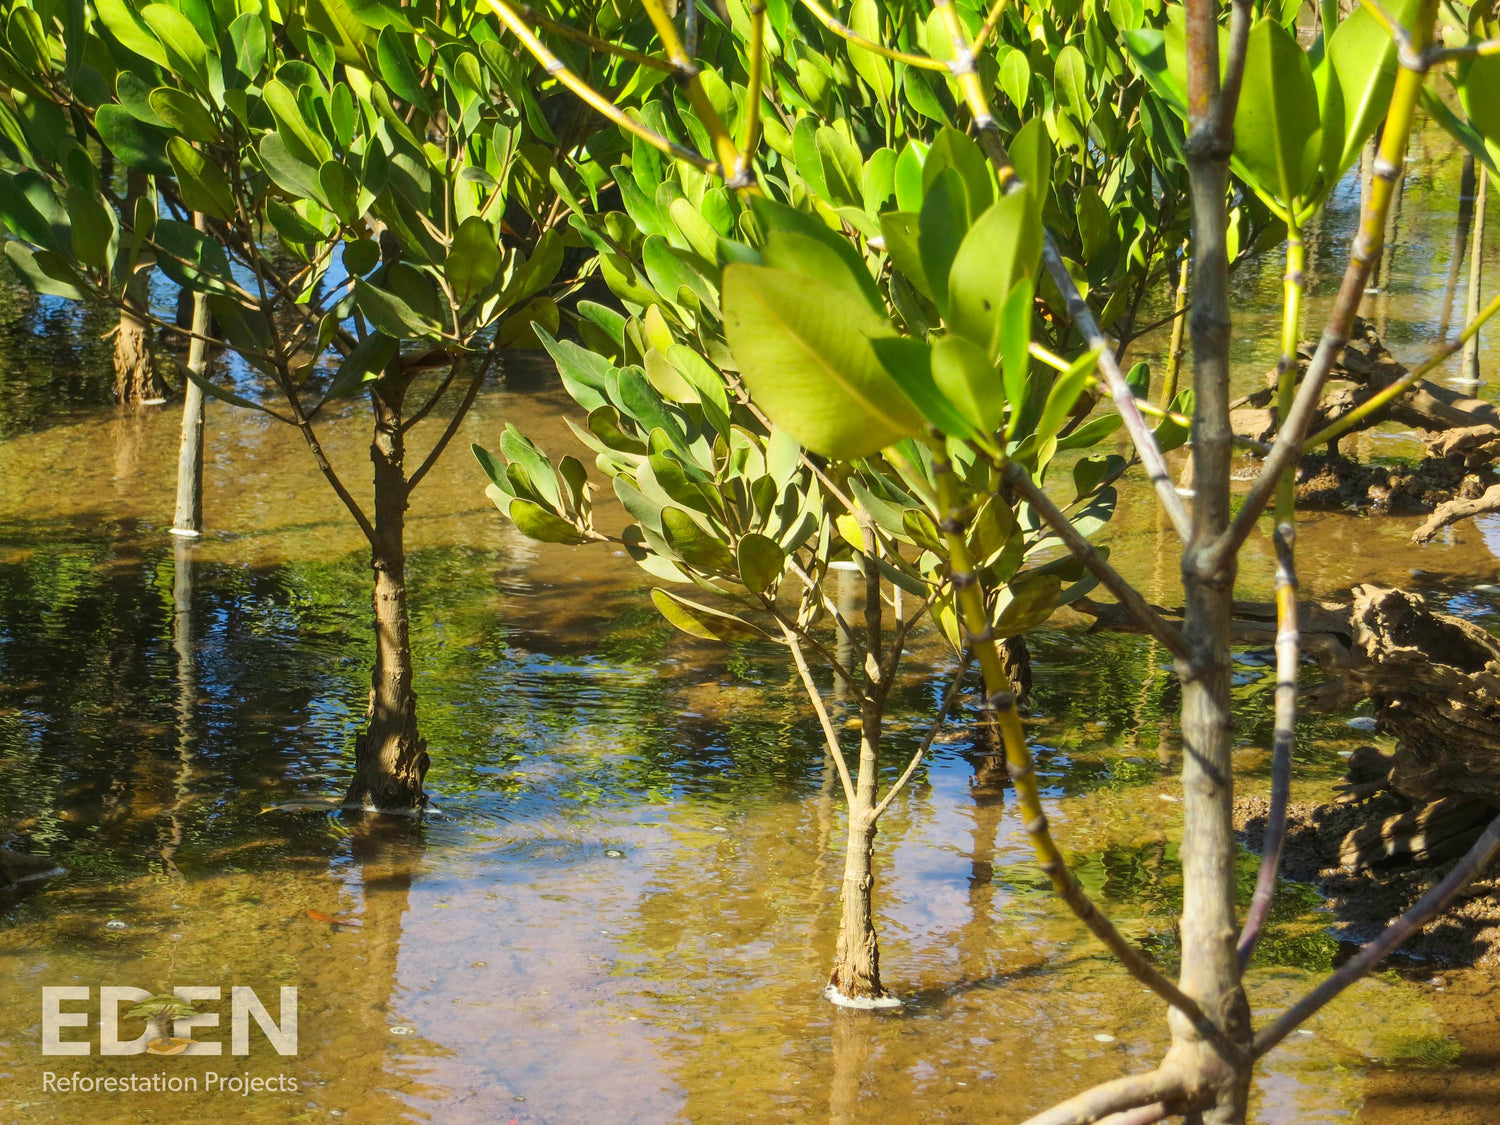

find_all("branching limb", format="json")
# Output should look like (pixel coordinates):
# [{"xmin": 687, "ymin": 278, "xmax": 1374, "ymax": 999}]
[
  {"xmin": 407, "ymin": 353, "xmax": 495, "ymax": 495},
  {"xmin": 928, "ymin": 0, "xmax": 1192, "ymax": 542},
  {"xmin": 778, "ymin": 621, "xmax": 858, "ymax": 807},
  {"xmin": 871, "ymin": 653, "xmax": 972, "ymax": 819},
  {"xmin": 932, "ymin": 448, "xmax": 1239, "ymax": 1061},
  {"xmin": 797, "ymin": 0, "xmax": 949, "ymax": 69},
  {"xmin": 999, "ymin": 461, "xmax": 1191, "ymax": 663},
  {"xmin": 1237, "ymin": 519, "xmax": 1297, "ymax": 965},
  {"xmin": 1252, "ymin": 812, "xmax": 1500, "ymax": 1060},
  {"xmin": 1411, "ymin": 481, "xmax": 1500, "ymax": 543},
  {"xmin": 740, "ymin": 2, "xmax": 766, "ymax": 178},
  {"xmin": 1017, "ymin": 1066, "xmax": 1190, "ymax": 1125},
  {"xmin": 482, "ymin": 0, "xmax": 718, "ymax": 174},
  {"xmin": 1206, "ymin": 13, "xmax": 1436, "ymax": 574}
]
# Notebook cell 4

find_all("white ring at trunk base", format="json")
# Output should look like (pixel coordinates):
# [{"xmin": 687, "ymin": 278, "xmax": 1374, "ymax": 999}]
[
  {"xmin": 168, "ymin": 527, "xmax": 202, "ymax": 538},
  {"xmin": 823, "ymin": 984, "xmax": 902, "ymax": 1010}
]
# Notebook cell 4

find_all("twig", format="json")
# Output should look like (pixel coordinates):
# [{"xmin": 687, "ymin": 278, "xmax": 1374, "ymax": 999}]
[
  {"xmin": 1017, "ymin": 1067, "xmax": 1190, "ymax": 1125},
  {"xmin": 1237, "ymin": 519, "xmax": 1297, "ymax": 964},
  {"xmin": 1252, "ymin": 813, "xmax": 1500, "ymax": 1059},
  {"xmin": 871, "ymin": 653, "xmax": 972, "ymax": 819},
  {"xmin": 482, "ymin": 0, "xmax": 719, "ymax": 174},
  {"xmin": 779, "ymin": 623, "xmax": 858, "ymax": 807},
  {"xmin": 797, "ymin": 0, "xmax": 948, "ymax": 69},
  {"xmin": 406, "ymin": 353, "xmax": 494, "ymax": 495},
  {"xmin": 999, "ymin": 461, "xmax": 1192, "ymax": 663}
]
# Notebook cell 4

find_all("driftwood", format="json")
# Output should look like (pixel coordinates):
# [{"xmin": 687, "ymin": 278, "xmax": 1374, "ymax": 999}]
[
  {"xmin": 1349, "ymin": 584, "xmax": 1500, "ymax": 807},
  {"xmin": 1412, "ymin": 482, "xmax": 1500, "ymax": 543},
  {"xmin": 1237, "ymin": 317, "xmax": 1500, "ymax": 442},
  {"xmin": 1080, "ymin": 585, "xmax": 1500, "ymax": 868}
]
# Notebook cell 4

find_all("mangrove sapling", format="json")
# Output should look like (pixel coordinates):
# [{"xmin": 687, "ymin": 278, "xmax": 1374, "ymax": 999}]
[
  {"xmin": 475, "ymin": 157, "xmax": 1117, "ymax": 1003},
  {"xmin": 0, "ymin": 0, "xmax": 583, "ymax": 811},
  {"xmin": 496, "ymin": 0, "xmax": 1500, "ymax": 1120}
]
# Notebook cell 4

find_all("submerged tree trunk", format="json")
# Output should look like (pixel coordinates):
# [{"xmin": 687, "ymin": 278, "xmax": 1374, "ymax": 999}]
[
  {"xmin": 342, "ymin": 369, "xmax": 428, "ymax": 812},
  {"xmin": 827, "ymin": 722, "xmax": 895, "ymax": 1006}
]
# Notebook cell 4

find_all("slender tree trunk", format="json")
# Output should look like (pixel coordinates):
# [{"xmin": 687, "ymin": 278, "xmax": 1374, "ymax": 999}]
[
  {"xmin": 171, "ymin": 228, "xmax": 211, "ymax": 537},
  {"xmin": 113, "ymin": 174, "xmax": 166, "ymax": 410},
  {"xmin": 1461, "ymin": 166, "xmax": 1487, "ymax": 392},
  {"xmin": 342, "ymin": 370, "xmax": 428, "ymax": 812},
  {"xmin": 827, "ymin": 721, "xmax": 894, "ymax": 1005},
  {"xmin": 1179, "ymin": 13, "xmax": 1253, "ymax": 1115}
]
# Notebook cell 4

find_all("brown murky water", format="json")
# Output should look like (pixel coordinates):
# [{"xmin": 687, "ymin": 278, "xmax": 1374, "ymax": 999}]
[{"xmin": 3, "ymin": 128, "xmax": 1500, "ymax": 1124}]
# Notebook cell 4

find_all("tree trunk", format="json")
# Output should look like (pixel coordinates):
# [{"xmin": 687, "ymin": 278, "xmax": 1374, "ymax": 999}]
[
  {"xmin": 341, "ymin": 370, "xmax": 428, "ymax": 812},
  {"xmin": 1180, "ymin": 27, "xmax": 1254, "ymax": 1114},
  {"xmin": 171, "ymin": 236, "xmax": 211, "ymax": 537},
  {"xmin": 113, "ymin": 174, "xmax": 166, "ymax": 410},
  {"xmin": 826, "ymin": 724, "xmax": 896, "ymax": 1007}
]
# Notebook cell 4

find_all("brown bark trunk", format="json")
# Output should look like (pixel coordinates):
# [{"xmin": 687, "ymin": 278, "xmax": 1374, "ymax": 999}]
[
  {"xmin": 826, "ymin": 723, "xmax": 895, "ymax": 1006},
  {"xmin": 1179, "ymin": 27, "xmax": 1253, "ymax": 1114},
  {"xmin": 342, "ymin": 370, "xmax": 428, "ymax": 812},
  {"xmin": 113, "ymin": 176, "xmax": 166, "ymax": 410}
]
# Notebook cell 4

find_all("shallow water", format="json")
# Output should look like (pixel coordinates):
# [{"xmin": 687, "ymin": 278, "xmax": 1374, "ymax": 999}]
[{"xmin": 3, "ymin": 130, "xmax": 1500, "ymax": 1123}]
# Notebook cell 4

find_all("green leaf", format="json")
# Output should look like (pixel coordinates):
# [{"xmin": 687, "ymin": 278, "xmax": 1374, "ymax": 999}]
[
  {"xmin": 918, "ymin": 169, "xmax": 969, "ymax": 315},
  {"xmin": 262, "ymin": 79, "xmax": 332, "ymax": 167},
  {"xmin": 871, "ymin": 336, "xmax": 983, "ymax": 443},
  {"xmin": 94, "ymin": 105, "xmax": 172, "ymax": 175},
  {"xmin": 946, "ymin": 188, "xmax": 1042, "ymax": 357},
  {"xmin": 1054, "ymin": 44, "xmax": 1091, "ymax": 125},
  {"xmin": 737, "ymin": 533, "xmax": 786, "ymax": 594},
  {"xmin": 650, "ymin": 587, "xmax": 770, "ymax": 643},
  {"xmin": 319, "ymin": 162, "xmax": 360, "ymax": 223},
  {"xmin": 445, "ymin": 215, "xmax": 501, "ymax": 301},
  {"xmin": 922, "ymin": 127, "xmax": 993, "ymax": 218},
  {"xmin": 139, "ymin": 4, "xmax": 212, "ymax": 94},
  {"xmin": 538, "ymin": 326, "xmax": 611, "ymax": 412},
  {"xmin": 1073, "ymin": 453, "xmax": 1126, "ymax": 501},
  {"xmin": 353, "ymin": 276, "xmax": 441, "ymax": 338},
  {"xmin": 1037, "ymin": 348, "xmax": 1100, "ymax": 445},
  {"xmin": 4, "ymin": 241, "xmax": 84, "ymax": 299},
  {"xmin": 930, "ymin": 333, "xmax": 1003, "ymax": 435},
  {"xmin": 1000, "ymin": 47, "xmax": 1031, "ymax": 110},
  {"xmin": 166, "ymin": 139, "xmax": 234, "ymax": 221},
  {"xmin": 508, "ymin": 498, "xmax": 588, "ymax": 544},
  {"xmin": 847, "ymin": 0, "xmax": 893, "ymax": 104},
  {"xmin": 148, "ymin": 88, "xmax": 219, "ymax": 144},
  {"xmin": 500, "ymin": 424, "xmax": 563, "ymax": 511},
  {"xmin": 259, "ymin": 133, "xmax": 325, "ymax": 202},
  {"xmin": 1459, "ymin": 53, "xmax": 1500, "ymax": 149},
  {"xmin": 376, "ymin": 26, "xmax": 431, "ymax": 113},
  {"xmin": 993, "ymin": 572, "xmax": 1062, "ymax": 637},
  {"xmin": 1327, "ymin": 5, "xmax": 1398, "ymax": 176},
  {"xmin": 94, "ymin": 0, "xmax": 168, "ymax": 67},
  {"xmin": 750, "ymin": 197, "xmax": 885, "ymax": 317},
  {"xmin": 324, "ymin": 332, "xmax": 397, "ymax": 400},
  {"xmin": 723, "ymin": 264, "xmax": 922, "ymax": 459},
  {"xmin": 1236, "ymin": 18, "xmax": 1319, "ymax": 204}
]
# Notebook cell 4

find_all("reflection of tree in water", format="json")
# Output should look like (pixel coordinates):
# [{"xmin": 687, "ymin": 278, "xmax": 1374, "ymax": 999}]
[{"xmin": 0, "ymin": 277, "xmax": 118, "ymax": 439}]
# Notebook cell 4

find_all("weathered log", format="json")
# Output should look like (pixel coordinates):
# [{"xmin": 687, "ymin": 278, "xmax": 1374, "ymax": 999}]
[
  {"xmin": 1350, "ymin": 584, "xmax": 1500, "ymax": 807},
  {"xmin": 1339, "ymin": 794, "xmax": 1493, "ymax": 869},
  {"xmin": 1412, "ymin": 482, "xmax": 1500, "ymax": 543}
]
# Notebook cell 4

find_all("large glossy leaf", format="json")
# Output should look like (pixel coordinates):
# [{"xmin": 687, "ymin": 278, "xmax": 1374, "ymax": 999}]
[
  {"xmin": 1327, "ymin": 5, "xmax": 1400, "ymax": 176},
  {"xmin": 509, "ymin": 498, "xmax": 588, "ymax": 544},
  {"xmin": 1459, "ymin": 54, "xmax": 1500, "ymax": 149},
  {"xmin": 1235, "ymin": 18, "xmax": 1319, "ymax": 204},
  {"xmin": 723, "ymin": 264, "xmax": 921, "ymax": 459},
  {"xmin": 94, "ymin": 0, "xmax": 168, "ymax": 67},
  {"xmin": 95, "ymin": 105, "xmax": 172, "ymax": 175},
  {"xmin": 847, "ymin": 0, "xmax": 893, "ymax": 103},
  {"xmin": 751, "ymin": 198, "xmax": 885, "ymax": 316},
  {"xmin": 992, "ymin": 572, "xmax": 1062, "ymax": 637},
  {"xmin": 166, "ymin": 139, "xmax": 234, "ymax": 220},
  {"xmin": 946, "ymin": 188, "xmax": 1041, "ymax": 357},
  {"xmin": 650, "ymin": 588, "xmax": 771, "ymax": 643},
  {"xmin": 930, "ymin": 334, "xmax": 1003, "ymax": 435},
  {"xmin": 918, "ymin": 169, "xmax": 968, "ymax": 315},
  {"xmin": 871, "ymin": 336, "xmax": 983, "ymax": 443},
  {"xmin": 445, "ymin": 215, "xmax": 501, "ymax": 301},
  {"xmin": 353, "ymin": 276, "xmax": 441, "ymax": 338}
]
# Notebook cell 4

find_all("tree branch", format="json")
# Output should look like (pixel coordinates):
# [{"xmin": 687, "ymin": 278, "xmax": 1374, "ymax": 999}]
[
  {"xmin": 1252, "ymin": 812, "xmax": 1500, "ymax": 1060},
  {"xmin": 1018, "ymin": 1067, "xmax": 1190, "ymax": 1125},
  {"xmin": 1000, "ymin": 461, "xmax": 1191, "ymax": 663},
  {"xmin": 871, "ymin": 653, "xmax": 972, "ymax": 819},
  {"xmin": 778, "ymin": 622, "xmax": 857, "ymax": 807}
]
